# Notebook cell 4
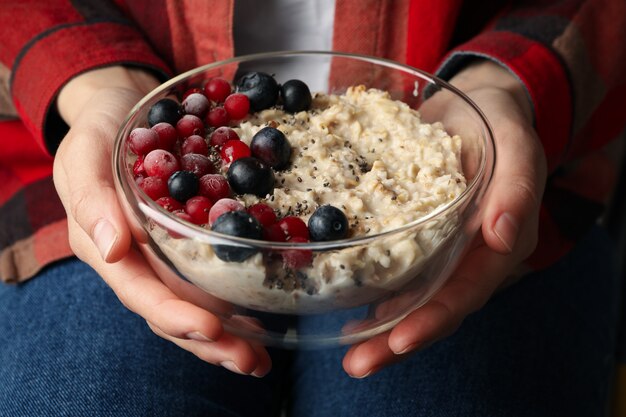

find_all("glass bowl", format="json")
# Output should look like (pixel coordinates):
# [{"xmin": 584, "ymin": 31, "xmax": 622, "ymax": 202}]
[{"xmin": 113, "ymin": 51, "xmax": 495, "ymax": 348}]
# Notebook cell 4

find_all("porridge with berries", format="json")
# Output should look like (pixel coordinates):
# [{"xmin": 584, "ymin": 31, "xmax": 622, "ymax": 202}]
[{"xmin": 129, "ymin": 73, "xmax": 466, "ymax": 313}]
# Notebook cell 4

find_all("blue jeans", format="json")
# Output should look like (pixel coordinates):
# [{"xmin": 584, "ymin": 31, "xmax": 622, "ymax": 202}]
[{"xmin": 0, "ymin": 226, "xmax": 620, "ymax": 417}]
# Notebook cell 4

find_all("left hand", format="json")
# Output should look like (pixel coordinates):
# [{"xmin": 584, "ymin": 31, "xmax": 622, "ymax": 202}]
[{"xmin": 342, "ymin": 61, "xmax": 548, "ymax": 377}]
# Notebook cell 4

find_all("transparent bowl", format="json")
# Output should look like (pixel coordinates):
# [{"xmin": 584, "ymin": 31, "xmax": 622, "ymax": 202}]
[{"xmin": 113, "ymin": 51, "xmax": 495, "ymax": 348}]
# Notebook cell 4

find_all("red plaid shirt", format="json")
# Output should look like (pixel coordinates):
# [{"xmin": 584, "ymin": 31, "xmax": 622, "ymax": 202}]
[{"xmin": 1, "ymin": 0, "xmax": 625, "ymax": 283}]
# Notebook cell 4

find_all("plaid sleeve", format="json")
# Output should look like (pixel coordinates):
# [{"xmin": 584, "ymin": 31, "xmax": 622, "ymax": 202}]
[
  {"xmin": 436, "ymin": 0, "xmax": 626, "ymax": 173},
  {"xmin": 0, "ymin": 0, "xmax": 171, "ymax": 155}
]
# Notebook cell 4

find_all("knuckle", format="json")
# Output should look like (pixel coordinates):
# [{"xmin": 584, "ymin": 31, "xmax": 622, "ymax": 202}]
[{"xmin": 507, "ymin": 175, "xmax": 541, "ymax": 210}]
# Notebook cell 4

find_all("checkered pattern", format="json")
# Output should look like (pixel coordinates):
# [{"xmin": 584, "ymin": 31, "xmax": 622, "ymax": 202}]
[{"xmin": 1, "ymin": 0, "xmax": 625, "ymax": 282}]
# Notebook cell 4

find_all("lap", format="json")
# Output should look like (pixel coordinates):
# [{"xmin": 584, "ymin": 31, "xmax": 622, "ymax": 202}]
[
  {"xmin": 288, "ymin": 225, "xmax": 621, "ymax": 417},
  {"xmin": 0, "ymin": 226, "xmax": 619, "ymax": 417},
  {"xmin": 0, "ymin": 259, "xmax": 287, "ymax": 417}
]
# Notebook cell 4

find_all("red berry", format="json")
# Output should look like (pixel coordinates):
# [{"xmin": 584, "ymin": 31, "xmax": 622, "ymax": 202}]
[
  {"xmin": 209, "ymin": 127, "xmax": 240, "ymax": 148},
  {"xmin": 264, "ymin": 223, "xmax": 286, "ymax": 242},
  {"xmin": 247, "ymin": 203, "xmax": 276, "ymax": 227},
  {"xmin": 182, "ymin": 93, "xmax": 210, "ymax": 118},
  {"xmin": 180, "ymin": 153, "xmax": 214, "ymax": 177},
  {"xmin": 206, "ymin": 107, "xmax": 230, "ymax": 128},
  {"xmin": 208, "ymin": 198, "xmax": 245, "ymax": 226},
  {"xmin": 156, "ymin": 196, "xmax": 184, "ymax": 212},
  {"xmin": 169, "ymin": 210, "xmax": 194, "ymax": 239},
  {"xmin": 204, "ymin": 78, "xmax": 231, "ymax": 103},
  {"xmin": 276, "ymin": 216, "xmax": 309, "ymax": 240},
  {"xmin": 181, "ymin": 135, "xmax": 209, "ymax": 155},
  {"xmin": 185, "ymin": 196, "xmax": 213, "ymax": 225},
  {"xmin": 129, "ymin": 127, "xmax": 159, "ymax": 155},
  {"xmin": 133, "ymin": 155, "xmax": 146, "ymax": 177},
  {"xmin": 220, "ymin": 140, "xmax": 251, "ymax": 164},
  {"xmin": 176, "ymin": 114, "xmax": 205, "ymax": 138},
  {"xmin": 181, "ymin": 87, "xmax": 204, "ymax": 101},
  {"xmin": 224, "ymin": 93, "xmax": 250, "ymax": 120},
  {"xmin": 199, "ymin": 174, "xmax": 231, "ymax": 201},
  {"xmin": 281, "ymin": 237, "xmax": 312, "ymax": 269},
  {"xmin": 139, "ymin": 176, "xmax": 169, "ymax": 200},
  {"xmin": 144, "ymin": 149, "xmax": 180, "ymax": 178},
  {"xmin": 151, "ymin": 122, "xmax": 178, "ymax": 150}
]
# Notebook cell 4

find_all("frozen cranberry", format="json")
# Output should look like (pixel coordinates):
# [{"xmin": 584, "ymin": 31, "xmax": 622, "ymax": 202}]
[
  {"xmin": 247, "ymin": 203, "xmax": 276, "ymax": 227},
  {"xmin": 144, "ymin": 149, "xmax": 180, "ymax": 179},
  {"xmin": 151, "ymin": 122, "xmax": 178, "ymax": 150},
  {"xmin": 180, "ymin": 153, "xmax": 214, "ymax": 177},
  {"xmin": 206, "ymin": 107, "xmax": 230, "ymax": 128},
  {"xmin": 224, "ymin": 93, "xmax": 250, "ymax": 120},
  {"xmin": 281, "ymin": 237, "xmax": 312, "ymax": 269},
  {"xmin": 181, "ymin": 134, "xmax": 209, "ymax": 155},
  {"xmin": 169, "ymin": 210, "xmax": 194, "ymax": 239},
  {"xmin": 276, "ymin": 216, "xmax": 309, "ymax": 240},
  {"xmin": 204, "ymin": 78, "xmax": 231, "ymax": 103},
  {"xmin": 128, "ymin": 127, "xmax": 159, "ymax": 155},
  {"xmin": 176, "ymin": 114, "xmax": 205, "ymax": 138},
  {"xmin": 264, "ymin": 223, "xmax": 286, "ymax": 242},
  {"xmin": 220, "ymin": 140, "xmax": 251, "ymax": 164},
  {"xmin": 139, "ymin": 176, "xmax": 169, "ymax": 200},
  {"xmin": 182, "ymin": 93, "xmax": 210, "ymax": 118},
  {"xmin": 181, "ymin": 87, "xmax": 204, "ymax": 101},
  {"xmin": 199, "ymin": 174, "xmax": 231, "ymax": 201},
  {"xmin": 133, "ymin": 155, "xmax": 146, "ymax": 177},
  {"xmin": 185, "ymin": 196, "xmax": 213, "ymax": 225},
  {"xmin": 208, "ymin": 198, "xmax": 245, "ymax": 226},
  {"xmin": 156, "ymin": 196, "xmax": 184, "ymax": 212},
  {"xmin": 209, "ymin": 127, "xmax": 240, "ymax": 148}
]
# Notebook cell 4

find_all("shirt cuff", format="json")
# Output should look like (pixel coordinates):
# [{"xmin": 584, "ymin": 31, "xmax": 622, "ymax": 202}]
[
  {"xmin": 436, "ymin": 31, "xmax": 573, "ymax": 173},
  {"xmin": 10, "ymin": 22, "xmax": 171, "ymax": 155}
]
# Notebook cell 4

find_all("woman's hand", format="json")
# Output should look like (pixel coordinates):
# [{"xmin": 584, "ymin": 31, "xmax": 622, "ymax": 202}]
[
  {"xmin": 342, "ymin": 61, "xmax": 548, "ymax": 377},
  {"xmin": 52, "ymin": 66, "xmax": 271, "ymax": 377}
]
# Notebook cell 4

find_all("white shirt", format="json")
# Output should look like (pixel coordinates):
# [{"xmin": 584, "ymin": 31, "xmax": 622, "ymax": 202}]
[{"xmin": 233, "ymin": 0, "xmax": 336, "ymax": 90}]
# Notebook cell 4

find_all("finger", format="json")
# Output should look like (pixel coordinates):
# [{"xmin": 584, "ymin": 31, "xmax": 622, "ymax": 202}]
[
  {"xmin": 66, "ymin": 214, "xmax": 224, "ymax": 342},
  {"xmin": 478, "ymin": 110, "xmax": 546, "ymax": 256},
  {"xmin": 148, "ymin": 322, "xmax": 266, "ymax": 376},
  {"xmin": 387, "ymin": 243, "xmax": 514, "ymax": 355},
  {"xmin": 54, "ymin": 89, "xmax": 146, "ymax": 263},
  {"xmin": 343, "ymin": 330, "xmax": 417, "ymax": 378},
  {"xmin": 249, "ymin": 343, "xmax": 272, "ymax": 378}
]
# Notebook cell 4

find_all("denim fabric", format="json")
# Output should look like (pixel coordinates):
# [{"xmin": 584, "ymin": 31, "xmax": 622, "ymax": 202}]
[{"xmin": 0, "ymin": 226, "xmax": 620, "ymax": 417}]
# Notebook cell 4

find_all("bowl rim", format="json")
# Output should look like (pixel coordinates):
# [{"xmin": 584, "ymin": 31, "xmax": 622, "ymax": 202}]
[{"xmin": 113, "ymin": 50, "xmax": 496, "ymax": 250}]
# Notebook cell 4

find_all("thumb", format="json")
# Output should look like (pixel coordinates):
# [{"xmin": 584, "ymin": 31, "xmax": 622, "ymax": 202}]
[
  {"xmin": 481, "ymin": 119, "xmax": 546, "ymax": 256},
  {"xmin": 54, "ymin": 89, "xmax": 143, "ymax": 262}
]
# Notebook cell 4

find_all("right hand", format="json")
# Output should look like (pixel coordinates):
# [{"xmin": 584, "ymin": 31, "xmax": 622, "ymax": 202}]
[{"xmin": 52, "ymin": 66, "xmax": 271, "ymax": 377}]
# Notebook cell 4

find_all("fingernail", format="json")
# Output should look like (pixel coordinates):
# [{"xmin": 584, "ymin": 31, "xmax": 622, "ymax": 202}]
[
  {"xmin": 93, "ymin": 219, "xmax": 118, "ymax": 261},
  {"xmin": 252, "ymin": 368, "xmax": 269, "ymax": 378},
  {"xmin": 220, "ymin": 361, "xmax": 248, "ymax": 375},
  {"xmin": 186, "ymin": 331, "xmax": 213, "ymax": 342},
  {"xmin": 350, "ymin": 366, "xmax": 379, "ymax": 379},
  {"xmin": 494, "ymin": 212, "xmax": 518, "ymax": 253},
  {"xmin": 393, "ymin": 342, "xmax": 418, "ymax": 355}
]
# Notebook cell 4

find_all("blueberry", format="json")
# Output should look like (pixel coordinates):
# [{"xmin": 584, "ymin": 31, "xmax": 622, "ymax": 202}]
[
  {"xmin": 226, "ymin": 157, "xmax": 275, "ymax": 197},
  {"xmin": 211, "ymin": 211, "xmax": 263, "ymax": 262},
  {"xmin": 280, "ymin": 79, "xmax": 312, "ymax": 113},
  {"xmin": 250, "ymin": 127, "xmax": 291, "ymax": 169},
  {"xmin": 148, "ymin": 98, "xmax": 182, "ymax": 127},
  {"xmin": 308, "ymin": 205, "xmax": 349, "ymax": 241},
  {"xmin": 167, "ymin": 171, "xmax": 199, "ymax": 202},
  {"xmin": 236, "ymin": 72, "xmax": 279, "ymax": 111}
]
